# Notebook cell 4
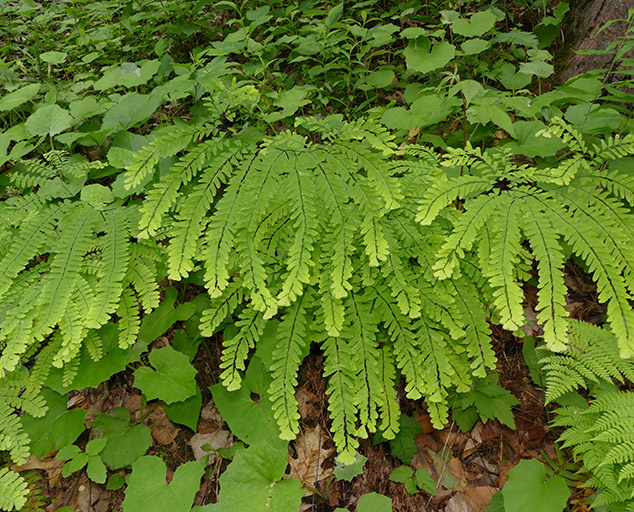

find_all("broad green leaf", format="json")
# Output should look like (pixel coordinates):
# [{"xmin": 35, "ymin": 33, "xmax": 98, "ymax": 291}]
[
  {"xmin": 21, "ymin": 388, "xmax": 86, "ymax": 457},
  {"xmin": 94, "ymin": 60, "xmax": 162, "ymax": 91},
  {"xmin": 85, "ymin": 438, "xmax": 107, "ymax": 456},
  {"xmin": 461, "ymin": 38, "xmax": 490, "ymax": 55},
  {"xmin": 0, "ymin": 84, "xmax": 40, "ymax": 111},
  {"xmin": 415, "ymin": 468, "xmax": 437, "ymax": 495},
  {"xmin": 86, "ymin": 457, "xmax": 107, "ymax": 484},
  {"xmin": 214, "ymin": 443, "xmax": 303, "ymax": 512},
  {"xmin": 39, "ymin": 51, "xmax": 67, "ymax": 64},
  {"xmin": 56, "ymin": 445, "xmax": 81, "ymax": 460},
  {"xmin": 107, "ymin": 473, "xmax": 126, "ymax": 490},
  {"xmin": 498, "ymin": 63, "xmax": 532, "ymax": 90},
  {"xmin": 122, "ymin": 456, "xmax": 204, "ymax": 512},
  {"xmin": 501, "ymin": 459, "xmax": 569, "ymax": 512},
  {"xmin": 374, "ymin": 414, "xmax": 423, "ymax": 464},
  {"xmin": 25, "ymin": 104, "xmax": 74, "ymax": 137},
  {"xmin": 92, "ymin": 407, "xmax": 152, "ymax": 469},
  {"xmin": 333, "ymin": 452, "xmax": 367, "ymax": 482},
  {"xmin": 451, "ymin": 10, "xmax": 497, "ymax": 37},
  {"xmin": 357, "ymin": 492, "xmax": 393, "ymax": 512},
  {"xmin": 519, "ymin": 60, "xmax": 554, "ymax": 78},
  {"xmin": 164, "ymin": 387, "xmax": 202, "ymax": 431},
  {"xmin": 81, "ymin": 184, "xmax": 115, "ymax": 208},
  {"xmin": 133, "ymin": 346, "xmax": 198, "ymax": 403},
  {"xmin": 404, "ymin": 39, "xmax": 455, "ymax": 74},
  {"xmin": 505, "ymin": 121, "xmax": 565, "ymax": 157},
  {"xmin": 211, "ymin": 356, "xmax": 287, "ymax": 451},
  {"xmin": 264, "ymin": 86, "xmax": 313, "ymax": 122},
  {"xmin": 101, "ymin": 92, "xmax": 161, "ymax": 132},
  {"xmin": 366, "ymin": 69, "xmax": 395, "ymax": 88},
  {"xmin": 390, "ymin": 466, "xmax": 417, "ymax": 494}
]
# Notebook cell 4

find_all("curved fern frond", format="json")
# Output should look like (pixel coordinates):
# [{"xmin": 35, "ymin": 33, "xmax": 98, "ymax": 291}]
[
  {"xmin": 0, "ymin": 467, "xmax": 28, "ymax": 511},
  {"xmin": 219, "ymin": 306, "xmax": 265, "ymax": 391},
  {"xmin": 268, "ymin": 295, "xmax": 310, "ymax": 440}
]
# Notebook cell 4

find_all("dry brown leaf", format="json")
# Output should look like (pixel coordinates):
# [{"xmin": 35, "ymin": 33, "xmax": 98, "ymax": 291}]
[
  {"xmin": 146, "ymin": 405, "xmax": 179, "ymax": 445},
  {"xmin": 198, "ymin": 401, "xmax": 223, "ymax": 434},
  {"xmin": 465, "ymin": 486, "xmax": 497, "ymax": 511},
  {"xmin": 12, "ymin": 455, "xmax": 64, "ymax": 487},
  {"xmin": 288, "ymin": 426, "xmax": 334, "ymax": 491}
]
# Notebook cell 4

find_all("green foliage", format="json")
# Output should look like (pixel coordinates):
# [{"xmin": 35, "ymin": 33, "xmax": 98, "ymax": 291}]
[
  {"xmin": 133, "ymin": 346, "xmax": 198, "ymax": 404},
  {"xmin": 390, "ymin": 466, "xmax": 436, "ymax": 495},
  {"xmin": 57, "ymin": 438, "xmax": 108, "ymax": 484},
  {"xmin": 333, "ymin": 452, "xmax": 367, "ymax": 482},
  {"xmin": 91, "ymin": 407, "xmax": 153, "ymax": 470},
  {"xmin": 451, "ymin": 375, "xmax": 520, "ymax": 431},
  {"xmin": 122, "ymin": 456, "xmax": 204, "ymax": 512},
  {"xmin": 357, "ymin": 492, "xmax": 393, "ymax": 512},
  {"xmin": 1, "ymin": 0, "xmax": 634, "ymax": 510},
  {"xmin": 491, "ymin": 459, "xmax": 570, "ymax": 512}
]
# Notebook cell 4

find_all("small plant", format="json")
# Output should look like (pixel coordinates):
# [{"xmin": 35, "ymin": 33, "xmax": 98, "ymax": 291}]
[{"xmin": 56, "ymin": 438, "xmax": 108, "ymax": 484}]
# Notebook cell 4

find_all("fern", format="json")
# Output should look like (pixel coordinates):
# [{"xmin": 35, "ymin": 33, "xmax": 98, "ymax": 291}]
[{"xmin": 0, "ymin": 467, "xmax": 28, "ymax": 512}]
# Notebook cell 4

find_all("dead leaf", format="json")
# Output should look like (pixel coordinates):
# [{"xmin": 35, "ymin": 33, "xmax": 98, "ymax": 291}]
[
  {"xmin": 288, "ymin": 426, "xmax": 334, "ymax": 492},
  {"xmin": 189, "ymin": 431, "xmax": 232, "ymax": 465},
  {"xmin": 465, "ymin": 486, "xmax": 497, "ymax": 511},
  {"xmin": 416, "ymin": 414, "xmax": 434, "ymax": 434},
  {"xmin": 444, "ymin": 492, "xmax": 470, "ymax": 512},
  {"xmin": 198, "ymin": 401, "xmax": 223, "ymax": 434},
  {"xmin": 11, "ymin": 455, "xmax": 64, "ymax": 487},
  {"xmin": 145, "ymin": 405, "xmax": 179, "ymax": 445}
]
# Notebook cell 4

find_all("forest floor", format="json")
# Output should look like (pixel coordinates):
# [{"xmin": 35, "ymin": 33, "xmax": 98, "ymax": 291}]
[{"xmin": 15, "ymin": 262, "xmax": 601, "ymax": 512}]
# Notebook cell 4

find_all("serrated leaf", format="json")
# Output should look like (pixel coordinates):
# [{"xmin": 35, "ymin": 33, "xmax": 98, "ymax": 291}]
[
  {"xmin": 333, "ymin": 452, "xmax": 367, "ymax": 482},
  {"xmin": 85, "ymin": 438, "xmax": 108, "ymax": 456},
  {"xmin": 375, "ymin": 414, "xmax": 423, "ymax": 463},
  {"xmin": 86, "ymin": 457, "xmax": 107, "ymax": 484},
  {"xmin": 25, "ymin": 104, "xmax": 74, "ymax": 137},
  {"xmin": 122, "ymin": 456, "xmax": 204, "ymax": 512},
  {"xmin": 133, "ymin": 346, "xmax": 197, "ymax": 403},
  {"xmin": 501, "ymin": 459, "xmax": 570, "ymax": 512}
]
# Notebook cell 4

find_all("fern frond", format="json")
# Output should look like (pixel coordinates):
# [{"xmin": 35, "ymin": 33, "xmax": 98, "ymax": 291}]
[
  {"xmin": 123, "ymin": 124, "xmax": 213, "ymax": 190},
  {"xmin": 0, "ymin": 205, "xmax": 59, "ymax": 301},
  {"xmin": 219, "ymin": 306, "xmax": 265, "ymax": 391},
  {"xmin": 199, "ymin": 281, "xmax": 243, "ymax": 336},
  {"xmin": 116, "ymin": 288, "xmax": 140, "ymax": 349},
  {"xmin": 322, "ymin": 334, "xmax": 359, "ymax": 464},
  {"xmin": 86, "ymin": 209, "xmax": 130, "ymax": 328},
  {"xmin": 138, "ymin": 136, "xmax": 234, "ymax": 237},
  {"xmin": 33, "ymin": 207, "xmax": 95, "ymax": 341},
  {"xmin": 432, "ymin": 192, "xmax": 500, "ymax": 279},
  {"xmin": 345, "ymin": 293, "xmax": 381, "ymax": 437},
  {"xmin": 376, "ymin": 346, "xmax": 400, "ymax": 439},
  {"xmin": 416, "ymin": 175, "xmax": 495, "ymax": 226},
  {"xmin": 269, "ymin": 295, "xmax": 310, "ymax": 440},
  {"xmin": 484, "ymin": 194, "xmax": 524, "ymax": 331},
  {"xmin": 0, "ymin": 467, "xmax": 28, "ymax": 511},
  {"xmin": 521, "ymin": 195, "xmax": 568, "ymax": 350}
]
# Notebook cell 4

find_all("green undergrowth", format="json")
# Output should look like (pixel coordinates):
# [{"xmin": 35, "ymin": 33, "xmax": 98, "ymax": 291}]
[{"xmin": 1, "ymin": 0, "xmax": 634, "ymax": 510}]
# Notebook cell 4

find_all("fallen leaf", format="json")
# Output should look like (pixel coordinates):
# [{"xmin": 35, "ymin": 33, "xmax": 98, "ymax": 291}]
[
  {"xmin": 288, "ymin": 426, "xmax": 335, "ymax": 492},
  {"xmin": 146, "ymin": 405, "xmax": 179, "ymax": 445},
  {"xmin": 416, "ymin": 414, "xmax": 434, "ymax": 434},
  {"xmin": 465, "ymin": 486, "xmax": 497, "ymax": 511},
  {"xmin": 198, "ymin": 401, "xmax": 223, "ymax": 434},
  {"xmin": 189, "ymin": 431, "xmax": 232, "ymax": 465},
  {"xmin": 11, "ymin": 455, "xmax": 64, "ymax": 487}
]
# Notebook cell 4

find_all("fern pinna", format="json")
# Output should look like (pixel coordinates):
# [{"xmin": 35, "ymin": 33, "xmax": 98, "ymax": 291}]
[
  {"xmin": 0, "ymin": 151, "xmax": 164, "ymax": 504},
  {"xmin": 121, "ymin": 117, "xmax": 496, "ymax": 462}
]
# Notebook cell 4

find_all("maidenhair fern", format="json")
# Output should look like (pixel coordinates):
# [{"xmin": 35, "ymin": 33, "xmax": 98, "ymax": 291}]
[
  {"xmin": 417, "ymin": 121, "xmax": 634, "ymax": 357},
  {"xmin": 0, "ymin": 151, "xmax": 165, "ymax": 506},
  {"xmin": 122, "ymin": 118, "xmax": 498, "ymax": 462}
]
